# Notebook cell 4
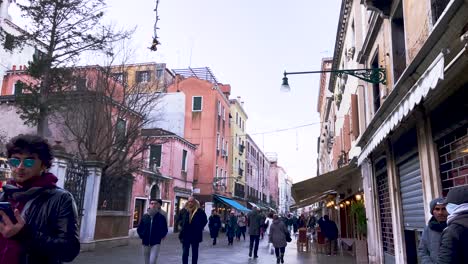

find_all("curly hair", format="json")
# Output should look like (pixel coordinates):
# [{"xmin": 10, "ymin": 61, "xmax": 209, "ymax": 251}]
[{"xmin": 6, "ymin": 134, "xmax": 54, "ymax": 169}]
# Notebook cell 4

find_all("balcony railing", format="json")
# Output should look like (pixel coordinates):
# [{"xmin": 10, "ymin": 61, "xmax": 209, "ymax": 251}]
[{"xmin": 238, "ymin": 168, "xmax": 244, "ymax": 176}]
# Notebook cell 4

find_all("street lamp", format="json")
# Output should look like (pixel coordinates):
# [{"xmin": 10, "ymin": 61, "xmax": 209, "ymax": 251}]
[{"xmin": 281, "ymin": 68, "xmax": 386, "ymax": 92}]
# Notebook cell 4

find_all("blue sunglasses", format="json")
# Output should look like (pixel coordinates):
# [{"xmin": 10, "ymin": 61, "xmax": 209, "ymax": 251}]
[{"xmin": 8, "ymin": 158, "xmax": 36, "ymax": 168}]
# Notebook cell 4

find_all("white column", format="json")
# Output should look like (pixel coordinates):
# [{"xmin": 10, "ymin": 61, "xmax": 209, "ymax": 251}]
[
  {"xmin": 80, "ymin": 160, "xmax": 104, "ymax": 244},
  {"xmin": 49, "ymin": 151, "xmax": 71, "ymax": 189}
]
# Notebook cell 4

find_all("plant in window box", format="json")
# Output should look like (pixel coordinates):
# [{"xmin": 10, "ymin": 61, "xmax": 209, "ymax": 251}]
[{"xmin": 350, "ymin": 200, "xmax": 368, "ymax": 263}]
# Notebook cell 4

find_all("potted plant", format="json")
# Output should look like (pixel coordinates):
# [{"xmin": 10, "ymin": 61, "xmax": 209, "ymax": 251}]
[{"xmin": 350, "ymin": 200, "xmax": 368, "ymax": 264}]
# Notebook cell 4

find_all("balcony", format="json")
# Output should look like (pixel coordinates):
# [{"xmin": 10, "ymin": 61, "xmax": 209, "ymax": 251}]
[{"xmin": 239, "ymin": 144, "xmax": 245, "ymax": 155}]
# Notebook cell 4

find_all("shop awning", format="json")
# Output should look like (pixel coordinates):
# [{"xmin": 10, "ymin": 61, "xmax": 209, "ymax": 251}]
[
  {"xmin": 358, "ymin": 53, "xmax": 444, "ymax": 164},
  {"xmin": 214, "ymin": 195, "xmax": 250, "ymax": 213},
  {"xmin": 291, "ymin": 163, "xmax": 359, "ymax": 208}
]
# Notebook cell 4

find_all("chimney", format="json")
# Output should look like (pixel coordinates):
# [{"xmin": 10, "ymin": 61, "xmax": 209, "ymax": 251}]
[{"xmin": 0, "ymin": 0, "xmax": 13, "ymax": 21}]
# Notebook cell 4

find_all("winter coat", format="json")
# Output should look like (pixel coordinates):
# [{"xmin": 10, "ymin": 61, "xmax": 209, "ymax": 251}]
[
  {"xmin": 208, "ymin": 215, "xmax": 221, "ymax": 238},
  {"xmin": 178, "ymin": 208, "xmax": 208, "ymax": 244},
  {"xmin": 438, "ymin": 211, "xmax": 468, "ymax": 264},
  {"xmin": 0, "ymin": 173, "xmax": 80, "ymax": 264},
  {"xmin": 417, "ymin": 216, "xmax": 446, "ymax": 264},
  {"xmin": 247, "ymin": 211, "xmax": 263, "ymax": 235},
  {"xmin": 226, "ymin": 215, "xmax": 238, "ymax": 238},
  {"xmin": 137, "ymin": 211, "xmax": 168, "ymax": 246},
  {"xmin": 322, "ymin": 220, "xmax": 339, "ymax": 240},
  {"xmin": 269, "ymin": 219, "xmax": 288, "ymax": 248}
]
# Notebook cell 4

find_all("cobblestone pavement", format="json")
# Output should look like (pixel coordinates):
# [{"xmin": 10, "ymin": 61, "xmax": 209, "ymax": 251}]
[{"xmin": 72, "ymin": 232, "xmax": 356, "ymax": 264}]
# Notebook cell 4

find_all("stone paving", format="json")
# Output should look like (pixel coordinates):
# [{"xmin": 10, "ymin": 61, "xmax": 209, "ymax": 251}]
[{"xmin": 72, "ymin": 232, "xmax": 355, "ymax": 264}]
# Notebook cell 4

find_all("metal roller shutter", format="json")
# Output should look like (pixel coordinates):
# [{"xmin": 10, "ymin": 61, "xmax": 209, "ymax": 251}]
[{"xmin": 398, "ymin": 154, "xmax": 425, "ymax": 230}]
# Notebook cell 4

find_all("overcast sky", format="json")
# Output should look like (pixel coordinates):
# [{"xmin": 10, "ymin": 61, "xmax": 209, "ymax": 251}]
[{"xmin": 10, "ymin": 0, "xmax": 341, "ymax": 183}]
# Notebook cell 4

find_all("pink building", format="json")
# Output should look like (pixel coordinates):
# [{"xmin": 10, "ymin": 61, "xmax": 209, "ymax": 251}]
[
  {"xmin": 130, "ymin": 128, "xmax": 196, "ymax": 233},
  {"xmin": 167, "ymin": 68, "xmax": 231, "ymax": 206}
]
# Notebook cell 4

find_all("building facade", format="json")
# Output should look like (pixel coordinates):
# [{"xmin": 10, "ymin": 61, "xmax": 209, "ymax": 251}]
[
  {"xmin": 167, "ymin": 68, "xmax": 232, "ymax": 205},
  {"xmin": 229, "ymin": 97, "xmax": 248, "ymax": 202}
]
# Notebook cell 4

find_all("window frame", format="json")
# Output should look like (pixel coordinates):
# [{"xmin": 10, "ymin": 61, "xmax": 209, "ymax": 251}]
[
  {"xmin": 136, "ymin": 70, "xmax": 151, "ymax": 83},
  {"xmin": 181, "ymin": 149, "xmax": 188, "ymax": 172},
  {"xmin": 192, "ymin": 96, "xmax": 203, "ymax": 112},
  {"xmin": 149, "ymin": 144, "xmax": 163, "ymax": 169}
]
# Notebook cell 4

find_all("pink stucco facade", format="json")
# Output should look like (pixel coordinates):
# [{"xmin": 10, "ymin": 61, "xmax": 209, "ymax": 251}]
[
  {"xmin": 167, "ymin": 77, "xmax": 231, "ymax": 203},
  {"xmin": 129, "ymin": 130, "xmax": 196, "ymax": 230}
]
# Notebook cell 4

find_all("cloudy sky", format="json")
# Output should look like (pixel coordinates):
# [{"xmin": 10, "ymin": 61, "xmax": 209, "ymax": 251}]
[{"xmin": 10, "ymin": 0, "xmax": 341, "ymax": 183}]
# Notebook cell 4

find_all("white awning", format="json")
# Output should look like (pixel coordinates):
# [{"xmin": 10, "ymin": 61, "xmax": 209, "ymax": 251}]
[{"xmin": 358, "ymin": 53, "xmax": 445, "ymax": 164}]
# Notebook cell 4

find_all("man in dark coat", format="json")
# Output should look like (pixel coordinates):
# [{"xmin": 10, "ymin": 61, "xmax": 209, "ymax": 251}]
[
  {"xmin": 247, "ymin": 207, "xmax": 263, "ymax": 258},
  {"xmin": 438, "ymin": 185, "xmax": 468, "ymax": 264},
  {"xmin": 225, "ymin": 210, "xmax": 238, "ymax": 245},
  {"xmin": 322, "ymin": 215, "xmax": 338, "ymax": 256},
  {"xmin": 208, "ymin": 209, "xmax": 221, "ymax": 245},
  {"xmin": 0, "ymin": 134, "xmax": 80, "ymax": 264},
  {"xmin": 179, "ymin": 196, "xmax": 207, "ymax": 264},
  {"xmin": 418, "ymin": 197, "xmax": 447, "ymax": 264},
  {"xmin": 137, "ymin": 199, "xmax": 168, "ymax": 264}
]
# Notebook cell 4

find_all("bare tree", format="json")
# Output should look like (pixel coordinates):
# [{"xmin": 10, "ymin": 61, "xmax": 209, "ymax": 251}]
[{"xmin": 13, "ymin": 0, "xmax": 131, "ymax": 136}]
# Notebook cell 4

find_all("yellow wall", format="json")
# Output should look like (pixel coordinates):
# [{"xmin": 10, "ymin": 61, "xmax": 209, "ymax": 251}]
[{"xmin": 228, "ymin": 100, "xmax": 248, "ymax": 196}]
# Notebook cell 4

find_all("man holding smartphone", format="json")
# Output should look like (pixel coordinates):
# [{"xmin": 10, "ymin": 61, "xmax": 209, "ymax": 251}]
[{"xmin": 0, "ymin": 134, "xmax": 80, "ymax": 264}]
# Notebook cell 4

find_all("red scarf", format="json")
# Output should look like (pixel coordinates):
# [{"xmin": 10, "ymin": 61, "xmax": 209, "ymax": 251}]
[{"xmin": 0, "ymin": 173, "xmax": 58, "ymax": 264}]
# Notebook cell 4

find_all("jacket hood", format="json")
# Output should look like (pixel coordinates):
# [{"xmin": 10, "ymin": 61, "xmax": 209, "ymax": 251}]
[{"xmin": 451, "ymin": 212, "xmax": 468, "ymax": 228}]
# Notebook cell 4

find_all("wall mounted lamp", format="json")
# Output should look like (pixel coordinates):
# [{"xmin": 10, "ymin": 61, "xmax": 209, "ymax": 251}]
[{"xmin": 281, "ymin": 68, "xmax": 387, "ymax": 92}]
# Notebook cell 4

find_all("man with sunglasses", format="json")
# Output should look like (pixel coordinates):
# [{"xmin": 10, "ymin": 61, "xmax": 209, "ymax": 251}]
[
  {"xmin": 137, "ymin": 198, "xmax": 168, "ymax": 264},
  {"xmin": 0, "ymin": 134, "xmax": 80, "ymax": 264},
  {"xmin": 418, "ymin": 197, "xmax": 448, "ymax": 264}
]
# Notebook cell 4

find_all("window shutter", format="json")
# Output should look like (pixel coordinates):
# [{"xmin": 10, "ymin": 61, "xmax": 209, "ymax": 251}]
[{"xmin": 351, "ymin": 94, "xmax": 360, "ymax": 139}]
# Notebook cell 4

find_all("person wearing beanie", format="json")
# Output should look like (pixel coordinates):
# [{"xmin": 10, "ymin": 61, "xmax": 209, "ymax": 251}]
[
  {"xmin": 438, "ymin": 185, "xmax": 468, "ymax": 264},
  {"xmin": 417, "ymin": 197, "xmax": 447, "ymax": 263},
  {"xmin": 137, "ymin": 199, "xmax": 168, "ymax": 264}
]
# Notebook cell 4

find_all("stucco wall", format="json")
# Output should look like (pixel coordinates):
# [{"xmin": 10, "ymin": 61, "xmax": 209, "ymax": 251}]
[{"xmin": 145, "ymin": 93, "xmax": 186, "ymax": 138}]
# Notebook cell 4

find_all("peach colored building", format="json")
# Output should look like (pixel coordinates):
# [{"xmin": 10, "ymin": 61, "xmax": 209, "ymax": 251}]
[
  {"xmin": 129, "ymin": 128, "xmax": 196, "ymax": 234},
  {"xmin": 168, "ymin": 68, "xmax": 231, "ymax": 206}
]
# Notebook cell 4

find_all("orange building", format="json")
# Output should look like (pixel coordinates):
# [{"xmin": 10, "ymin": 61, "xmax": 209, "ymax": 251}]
[{"xmin": 168, "ymin": 67, "xmax": 232, "ymax": 206}]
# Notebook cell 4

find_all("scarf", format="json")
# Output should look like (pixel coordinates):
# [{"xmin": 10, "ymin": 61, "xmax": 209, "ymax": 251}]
[
  {"xmin": 447, "ymin": 203, "xmax": 468, "ymax": 224},
  {"xmin": 0, "ymin": 172, "xmax": 58, "ymax": 264},
  {"xmin": 428, "ymin": 216, "xmax": 447, "ymax": 232},
  {"xmin": 187, "ymin": 203, "xmax": 199, "ymax": 224}
]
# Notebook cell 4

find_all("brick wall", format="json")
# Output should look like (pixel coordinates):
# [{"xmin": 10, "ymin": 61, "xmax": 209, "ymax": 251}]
[{"xmin": 437, "ymin": 125, "xmax": 468, "ymax": 196}]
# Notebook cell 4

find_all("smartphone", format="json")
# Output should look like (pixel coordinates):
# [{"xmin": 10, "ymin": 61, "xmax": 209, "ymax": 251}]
[{"xmin": 0, "ymin": 202, "xmax": 18, "ymax": 224}]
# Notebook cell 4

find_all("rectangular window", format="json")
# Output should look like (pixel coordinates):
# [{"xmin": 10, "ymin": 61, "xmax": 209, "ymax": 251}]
[
  {"xmin": 112, "ymin": 72, "xmax": 127, "ymax": 84},
  {"xmin": 4, "ymin": 33, "xmax": 15, "ymax": 51},
  {"xmin": 431, "ymin": 0, "xmax": 450, "ymax": 23},
  {"xmin": 192, "ymin": 96, "xmax": 202, "ymax": 111},
  {"xmin": 217, "ymin": 101, "xmax": 222, "ymax": 116},
  {"xmin": 216, "ymin": 133, "xmax": 220, "ymax": 150},
  {"xmin": 115, "ymin": 118, "xmax": 127, "ymax": 143},
  {"xmin": 372, "ymin": 55, "xmax": 381, "ymax": 112},
  {"xmin": 150, "ymin": 145, "xmax": 162, "ymax": 169},
  {"xmin": 182, "ymin": 149, "xmax": 188, "ymax": 171},
  {"xmin": 156, "ymin": 69, "xmax": 164, "ymax": 78},
  {"xmin": 223, "ymin": 108, "xmax": 226, "ymax": 120},
  {"xmin": 236, "ymin": 112, "xmax": 239, "ymax": 125},
  {"xmin": 136, "ymin": 71, "xmax": 151, "ymax": 83},
  {"xmin": 391, "ymin": 3, "xmax": 407, "ymax": 83},
  {"xmin": 75, "ymin": 77, "xmax": 87, "ymax": 91}
]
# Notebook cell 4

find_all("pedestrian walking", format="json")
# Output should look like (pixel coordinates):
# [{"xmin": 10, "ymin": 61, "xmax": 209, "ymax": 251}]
[
  {"xmin": 0, "ymin": 134, "xmax": 80, "ymax": 264},
  {"xmin": 237, "ymin": 212, "xmax": 247, "ymax": 240},
  {"xmin": 208, "ymin": 209, "xmax": 221, "ymax": 245},
  {"xmin": 137, "ymin": 199, "xmax": 168, "ymax": 264},
  {"xmin": 322, "ymin": 215, "xmax": 339, "ymax": 256},
  {"xmin": 259, "ymin": 213, "xmax": 266, "ymax": 240},
  {"xmin": 269, "ymin": 214, "xmax": 290, "ymax": 264},
  {"xmin": 264, "ymin": 212, "xmax": 274, "ymax": 254},
  {"xmin": 285, "ymin": 213, "xmax": 293, "ymax": 234},
  {"xmin": 438, "ymin": 185, "xmax": 468, "ymax": 264},
  {"xmin": 178, "ymin": 196, "xmax": 208, "ymax": 264},
  {"xmin": 292, "ymin": 214, "xmax": 298, "ymax": 235},
  {"xmin": 247, "ymin": 207, "xmax": 263, "ymax": 258},
  {"xmin": 226, "ymin": 210, "xmax": 238, "ymax": 245},
  {"xmin": 297, "ymin": 214, "xmax": 307, "ymax": 229},
  {"xmin": 417, "ymin": 197, "xmax": 447, "ymax": 264}
]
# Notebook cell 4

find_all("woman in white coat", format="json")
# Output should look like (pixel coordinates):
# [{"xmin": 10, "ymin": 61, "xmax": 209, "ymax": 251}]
[{"xmin": 264, "ymin": 212, "xmax": 274, "ymax": 254}]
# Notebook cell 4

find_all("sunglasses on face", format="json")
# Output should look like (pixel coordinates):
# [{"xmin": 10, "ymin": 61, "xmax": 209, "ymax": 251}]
[{"xmin": 8, "ymin": 158, "xmax": 36, "ymax": 168}]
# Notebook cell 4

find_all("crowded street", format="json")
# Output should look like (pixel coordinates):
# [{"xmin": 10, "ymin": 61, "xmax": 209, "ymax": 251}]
[{"xmin": 72, "ymin": 231, "xmax": 355, "ymax": 264}]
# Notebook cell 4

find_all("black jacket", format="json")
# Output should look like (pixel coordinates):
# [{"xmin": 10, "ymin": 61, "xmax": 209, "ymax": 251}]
[
  {"xmin": 323, "ymin": 220, "xmax": 339, "ymax": 240},
  {"xmin": 137, "ymin": 211, "xmax": 168, "ymax": 246},
  {"xmin": 1, "ymin": 186, "xmax": 80, "ymax": 264},
  {"xmin": 438, "ymin": 212, "xmax": 468, "ymax": 264},
  {"xmin": 178, "ymin": 208, "xmax": 207, "ymax": 244},
  {"xmin": 208, "ymin": 215, "xmax": 221, "ymax": 238}
]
